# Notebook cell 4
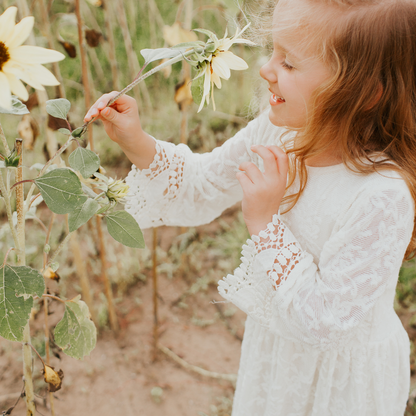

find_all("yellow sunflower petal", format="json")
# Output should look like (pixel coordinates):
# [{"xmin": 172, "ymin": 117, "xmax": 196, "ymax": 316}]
[
  {"xmin": 198, "ymin": 65, "xmax": 211, "ymax": 113},
  {"xmin": 5, "ymin": 71, "xmax": 28, "ymax": 101},
  {"xmin": 0, "ymin": 7, "xmax": 17, "ymax": 43},
  {"xmin": 10, "ymin": 45, "xmax": 65, "ymax": 64},
  {"xmin": 217, "ymin": 51, "xmax": 248, "ymax": 71},
  {"xmin": 0, "ymin": 71, "xmax": 12, "ymax": 109},
  {"xmin": 211, "ymin": 55, "xmax": 231, "ymax": 79},
  {"xmin": 211, "ymin": 71, "xmax": 222, "ymax": 89},
  {"xmin": 3, "ymin": 61, "xmax": 44, "ymax": 90},
  {"xmin": 5, "ymin": 16, "xmax": 34, "ymax": 49}
]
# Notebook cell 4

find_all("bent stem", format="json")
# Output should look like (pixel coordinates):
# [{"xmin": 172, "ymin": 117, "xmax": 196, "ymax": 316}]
[{"xmin": 82, "ymin": 49, "xmax": 196, "ymax": 132}]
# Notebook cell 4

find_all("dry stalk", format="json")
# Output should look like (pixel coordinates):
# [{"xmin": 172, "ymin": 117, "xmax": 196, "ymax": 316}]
[
  {"xmin": 38, "ymin": 0, "xmax": 65, "ymax": 98},
  {"xmin": 158, "ymin": 344, "xmax": 237, "ymax": 383},
  {"xmin": 102, "ymin": 0, "xmax": 119, "ymax": 90},
  {"xmin": 96, "ymin": 216, "xmax": 119, "ymax": 332},
  {"xmin": 74, "ymin": 0, "xmax": 94, "ymax": 151},
  {"xmin": 115, "ymin": 0, "xmax": 152, "ymax": 112},
  {"xmin": 66, "ymin": 214, "xmax": 97, "ymax": 326},
  {"xmin": 152, "ymin": 228, "xmax": 158, "ymax": 360}
]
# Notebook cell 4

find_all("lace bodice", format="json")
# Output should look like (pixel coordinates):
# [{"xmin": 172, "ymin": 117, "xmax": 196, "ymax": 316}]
[{"xmin": 125, "ymin": 113, "xmax": 414, "ymax": 416}]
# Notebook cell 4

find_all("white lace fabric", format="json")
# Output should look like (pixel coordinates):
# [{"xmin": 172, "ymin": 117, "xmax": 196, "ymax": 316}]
[{"xmin": 124, "ymin": 113, "xmax": 414, "ymax": 416}]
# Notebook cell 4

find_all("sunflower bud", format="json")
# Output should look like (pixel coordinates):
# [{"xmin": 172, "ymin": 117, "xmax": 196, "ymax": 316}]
[{"xmin": 106, "ymin": 178, "xmax": 129, "ymax": 203}]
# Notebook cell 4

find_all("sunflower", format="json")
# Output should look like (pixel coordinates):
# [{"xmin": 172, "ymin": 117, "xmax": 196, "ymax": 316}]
[{"xmin": 0, "ymin": 6, "xmax": 65, "ymax": 110}]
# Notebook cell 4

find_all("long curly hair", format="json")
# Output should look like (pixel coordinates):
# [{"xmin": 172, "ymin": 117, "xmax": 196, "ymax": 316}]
[{"xmin": 261, "ymin": 0, "xmax": 416, "ymax": 259}]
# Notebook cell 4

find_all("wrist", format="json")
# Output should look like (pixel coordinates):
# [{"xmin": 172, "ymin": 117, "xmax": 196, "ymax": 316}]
[{"xmin": 120, "ymin": 131, "xmax": 157, "ymax": 170}]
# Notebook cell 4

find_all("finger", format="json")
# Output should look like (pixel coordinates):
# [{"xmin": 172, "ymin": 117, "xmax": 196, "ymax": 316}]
[
  {"xmin": 100, "ymin": 106, "xmax": 120, "ymax": 124},
  {"xmin": 238, "ymin": 161, "xmax": 264, "ymax": 184},
  {"xmin": 266, "ymin": 145, "xmax": 289, "ymax": 176},
  {"xmin": 84, "ymin": 91, "xmax": 120, "ymax": 121},
  {"xmin": 236, "ymin": 171, "xmax": 254, "ymax": 191},
  {"xmin": 251, "ymin": 145, "xmax": 279, "ymax": 177}
]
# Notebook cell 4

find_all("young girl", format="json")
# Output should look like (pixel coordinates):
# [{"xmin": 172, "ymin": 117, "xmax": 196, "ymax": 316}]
[{"xmin": 84, "ymin": 0, "xmax": 416, "ymax": 414}]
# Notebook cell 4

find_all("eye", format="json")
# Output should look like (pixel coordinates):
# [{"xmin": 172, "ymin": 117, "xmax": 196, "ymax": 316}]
[{"xmin": 281, "ymin": 60, "xmax": 295, "ymax": 71}]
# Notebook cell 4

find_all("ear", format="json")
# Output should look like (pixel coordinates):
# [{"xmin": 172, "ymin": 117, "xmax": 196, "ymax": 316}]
[{"xmin": 366, "ymin": 82, "xmax": 383, "ymax": 110}]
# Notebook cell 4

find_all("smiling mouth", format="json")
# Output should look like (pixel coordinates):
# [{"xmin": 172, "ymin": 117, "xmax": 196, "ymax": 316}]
[{"xmin": 271, "ymin": 94, "xmax": 285, "ymax": 103}]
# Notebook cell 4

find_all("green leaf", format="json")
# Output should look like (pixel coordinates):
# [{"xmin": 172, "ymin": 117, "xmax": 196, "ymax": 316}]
[
  {"xmin": 171, "ymin": 41, "xmax": 205, "ymax": 49},
  {"xmin": 58, "ymin": 128, "xmax": 71, "ymax": 135},
  {"xmin": 193, "ymin": 28, "xmax": 219, "ymax": 44},
  {"xmin": 54, "ymin": 295, "xmax": 97, "ymax": 359},
  {"xmin": 34, "ymin": 168, "xmax": 87, "ymax": 214},
  {"xmin": 71, "ymin": 127, "xmax": 84, "ymax": 138},
  {"xmin": 46, "ymin": 99, "xmax": 71, "ymax": 120},
  {"xmin": 0, "ymin": 265, "xmax": 45, "ymax": 342},
  {"xmin": 105, "ymin": 211, "xmax": 145, "ymax": 248},
  {"xmin": 191, "ymin": 74, "xmax": 205, "ymax": 107},
  {"xmin": 68, "ymin": 198, "xmax": 99, "ymax": 232},
  {"xmin": 68, "ymin": 147, "xmax": 100, "ymax": 179},
  {"xmin": 0, "ymin": 97, "xmax": 30, "ymax": 115},
  {"xmin": 140, "ymin": 47, "xmax": 187, "ymax": 64}
]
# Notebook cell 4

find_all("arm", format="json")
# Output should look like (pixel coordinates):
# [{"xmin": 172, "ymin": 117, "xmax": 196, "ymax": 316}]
[{"xmin": 218, "ymin": 182, "xmax": 414, "ymax": 350}]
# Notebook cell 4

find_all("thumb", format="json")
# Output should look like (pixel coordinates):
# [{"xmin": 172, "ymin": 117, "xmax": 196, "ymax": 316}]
[{"xmin": 100, "ymin": 107, "xmax": 119, "ymax": 123}]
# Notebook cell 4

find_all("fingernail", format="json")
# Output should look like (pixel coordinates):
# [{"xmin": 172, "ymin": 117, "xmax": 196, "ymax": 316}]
[{"xmin": 102, "ymin": 108, "xmax": 110, "ymax": 116}]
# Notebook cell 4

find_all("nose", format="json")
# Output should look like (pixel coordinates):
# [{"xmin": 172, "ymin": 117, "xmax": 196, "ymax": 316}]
[{"xmin": 259, "ymin": 58, "xmax": 277, "ymax": 84}]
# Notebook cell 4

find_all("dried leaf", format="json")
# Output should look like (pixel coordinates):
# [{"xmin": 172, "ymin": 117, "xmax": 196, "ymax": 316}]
[
  {"xmin": 43, "ymin": 365, "xmax": 64, "ymax": 392},
  {"xmin": 174, "ymin": 78, "xmax": 193, "ymax": 110},
  {"xmin": 18, "ymin": 114, "xmax": 40, "ymax": 150},
  {"xmin": 86, "ymin": 0, "xmax": 102, "ymax": 6},
  {"xmin": 163, "ymin": 22, "xmax": 198, "ymax": 47},
  {"xmin": 43, "ymin": 267, "xmax": 60, "ymax": 282},
  {"xmin": 58, "ymin": 40, "xmax": 77, "ymax": 58},
  {"xmin": 85, "ymin": 29, "xmax": 102, "ymax": 47}
]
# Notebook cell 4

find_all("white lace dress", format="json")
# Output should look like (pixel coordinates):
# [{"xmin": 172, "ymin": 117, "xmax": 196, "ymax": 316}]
[{"xmin": 124, "ymin": 113, "xmax": 414, "ymax": 416}]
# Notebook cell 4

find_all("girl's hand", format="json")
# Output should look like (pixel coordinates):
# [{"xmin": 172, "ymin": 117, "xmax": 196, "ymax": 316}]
[
  {"xmin": 83, "ymin": 91, "xmax": 143, "ymax": 151},
  {"xmin": 236, "ymin": 145, "xmax": 288, "ymax": 236}
]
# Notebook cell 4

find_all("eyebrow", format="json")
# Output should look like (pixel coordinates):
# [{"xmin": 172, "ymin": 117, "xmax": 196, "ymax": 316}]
[{"xmin": 274, "ymin": 42, "xmax": 302, "ymax": 63}]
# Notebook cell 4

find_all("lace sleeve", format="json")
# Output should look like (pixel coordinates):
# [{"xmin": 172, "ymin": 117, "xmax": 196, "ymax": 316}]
[
  {"xmin": 124, "ymin": 115, "xmax": 285, "ymax": 228},
  {"xmin": 218, "ymin": 184, "xmax": 414, "ymax": 350}
]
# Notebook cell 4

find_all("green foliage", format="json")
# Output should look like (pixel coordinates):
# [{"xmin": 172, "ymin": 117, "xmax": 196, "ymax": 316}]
[
  {"xmin": 69, "ymin": 147, "xmax": 101, "ymax": 179},
  {"xmin": 0, "ymin": 97, "xmax": 29, "ymax": 116},
  {"xmin": 0, "ymin": 265, "xmax": 45, "ymax": 342},
  {"xmin": 68, "ymin": 198, "xmax": 100, "ymax": 232},
  {"xmin": 54, "ymin": 295, "xmax": 97, "ymax": 359},
  {"xmin": 191, "ymin": 75, "xmax": 204, "ymax": 107},
  {"xmin": 34, "ymin": 168, "xmax": 87, "ymax": 215},
  {"xmin": 141, "ymin": 47, "xmax": 188, "ymax": 64},
  {"xmin": 105, "ymin": 211, "xmax": 145, "ymax": 248},
  {"xmin": 45, "ymin": 99, "xmax": 71, "ymax": 120}
]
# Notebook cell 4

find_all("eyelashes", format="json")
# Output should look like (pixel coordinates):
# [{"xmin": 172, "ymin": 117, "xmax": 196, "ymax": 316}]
[{"xmin": 281, "ymin": 60, "xmax": 295, "ymax": 70}]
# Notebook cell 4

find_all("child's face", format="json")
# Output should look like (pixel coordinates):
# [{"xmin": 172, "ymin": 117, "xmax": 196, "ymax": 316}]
[{"xmin": 260, "ymin": 5, "xmax": 333, "ymax": 128}]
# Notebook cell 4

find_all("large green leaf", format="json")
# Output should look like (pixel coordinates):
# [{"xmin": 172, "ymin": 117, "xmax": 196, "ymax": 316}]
[
  {"xmin": 68, "ymin": 198, "xmax": 99, "ymax": 232},
  {"xmin": 191, "ymin": 74, "xmax": 205, "ymax": 106},
  {"xmin": 34, "ymin": 168, "xmax": 87, "ymax": 214},
  {"xmin": 105, "ymin": 211, "xmax": 145, "ymax": 248},
  {"xmin": 54, "ymin": 295, "xmax": 96, "ymax": 359},
  {"xmin": 68, "ymin": 147, "xmax": 100, "ymax": 179},
  {"xmin": 0, "ymin": 266, "xmax": 45, "ymax": 342},
  {"xmin": 46, "ymin": 99, "xmax": 71, "ymax": 120},
  {"xmin": 0, "ymin": 96, "xmax": 30, "ymax": 115}
]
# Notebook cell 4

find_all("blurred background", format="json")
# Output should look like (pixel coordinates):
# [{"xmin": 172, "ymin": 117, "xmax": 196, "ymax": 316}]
[{"xmin": 0, "ymin": 0, "xmax": 415, "ymax": 415}]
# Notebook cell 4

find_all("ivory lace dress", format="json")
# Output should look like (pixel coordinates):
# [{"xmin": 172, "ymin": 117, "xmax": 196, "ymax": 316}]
[{"xmin": 124, "ymin": 112, "xmax": 414, "ymax": 416}]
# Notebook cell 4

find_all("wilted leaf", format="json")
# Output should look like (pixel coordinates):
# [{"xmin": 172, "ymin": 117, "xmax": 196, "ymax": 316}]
[
  {"xmin": 69, "ymin": 147, "xmax": 100, "ymax": 179},
  {"xmin": 0, "ymin": 96, "xmax": 30, "ymax": 115},
  {"xmin": 68, "ymin": 198, "xmax": 99, "ymax": 232},
  {"xmin": 58, "ymin": 40, "xmax": 77, "ymax": 58},
  {"xmin": 54, "ymin": 295, "xmax": 97, "ymax": 359},
  {"xmin": 18, "ymin": 114, "xmax": 40, "ymax": 150},
  {"xmin": 191, "ymin": 75, "xmax": 204, "ymax": 107},
  {"xmin": 105, "ymin": 211, "xmax": 145, "ymax": 248},
  {"xmin": 86, "ymin": 0, "xmax": 102, "ymax": 6},
  {"xmin": 140, "ymin": 47, "xmax": 187, "ymax": 65},
  {"xmin": 85, "ymin": 29, "xmax": 102, "ymax": 47},
  {"xmin": 0, "ymin": 265, "xmax": 45, "ymax": 342},
  {"xmin": 163, "ymin": 22, "xmax": 198, "ymax": 47},
  {"xmin": 71, "ymin": 127, "xmax": 84, "ymax": 138},
  {"xmin": 43, "ymin": 267, "xmax": 60, "ymax": 282},
  {"xmin": 46, "ymin": 99, "xmax": 71, "ymax": 120},
  {"xmin": 175, "ymin": 78, "xmax": 193, "ymax": 110},
  {"xmin": 34, "ymin": 168, "xmax": 87, "ymax": 214},
  {"xmin": 43, "ymin": 365, "xmax": 64, "ymax": 392}
]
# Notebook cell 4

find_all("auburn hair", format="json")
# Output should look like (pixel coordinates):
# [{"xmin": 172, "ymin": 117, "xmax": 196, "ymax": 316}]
[{"xmin": 265, "ymin": 0, "xmax": 416, "ymax": 259}]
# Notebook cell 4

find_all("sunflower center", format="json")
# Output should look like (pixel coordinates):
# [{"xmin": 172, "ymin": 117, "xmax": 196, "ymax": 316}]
[{"xmin": 0, "ymin": 42, "xmax": 10, "ymax": 71}]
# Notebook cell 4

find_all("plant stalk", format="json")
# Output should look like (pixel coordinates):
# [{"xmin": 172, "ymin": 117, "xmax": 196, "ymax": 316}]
[
  {"xmin": 0, "ymin": 122, "xmax": 10, "ymax": 155},
  {"xmin": 96, "ymin": 216, "xmax": 118, "ymax": 331}
]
